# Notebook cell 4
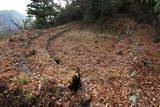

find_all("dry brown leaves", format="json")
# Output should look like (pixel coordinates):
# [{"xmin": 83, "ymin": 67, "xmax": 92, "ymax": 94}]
[{"xmin": 0, "ymin": 16, "xmax": 160, "ymax": 107}]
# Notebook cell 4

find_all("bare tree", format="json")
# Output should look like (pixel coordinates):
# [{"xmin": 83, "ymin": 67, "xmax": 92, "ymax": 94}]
[{"xmin": 10, "ymin": 18, "xmax": 23, "ymax": 30}]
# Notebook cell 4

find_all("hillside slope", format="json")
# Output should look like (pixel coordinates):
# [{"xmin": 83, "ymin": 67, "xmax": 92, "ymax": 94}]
[{"xmin": 0, "ymin": 16, "xmax": 160, "ymax": 107}]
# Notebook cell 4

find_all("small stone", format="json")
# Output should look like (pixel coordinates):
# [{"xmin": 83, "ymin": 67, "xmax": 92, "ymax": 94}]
[
  {"xmin": 130, "ymin": 71, "xmax": 137, "ymax": 77},
  {"xmin": 129, "ymin": 95, "xmax": 137, "ymax": 104}
]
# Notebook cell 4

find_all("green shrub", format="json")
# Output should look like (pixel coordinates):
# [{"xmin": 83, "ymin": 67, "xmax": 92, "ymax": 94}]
[{"xmin": 129, "ymin": 0, "xmax": 160, "ymax": 15}]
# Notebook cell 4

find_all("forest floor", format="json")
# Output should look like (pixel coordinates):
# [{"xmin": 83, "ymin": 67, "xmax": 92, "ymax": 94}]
[{"xmin": 0, "ymin": 15, "xmax": 160, "ymax": 107}]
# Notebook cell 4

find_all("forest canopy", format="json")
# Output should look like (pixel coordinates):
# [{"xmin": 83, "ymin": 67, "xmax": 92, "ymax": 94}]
[{"xmin": 26, "ymin": 0, "xmax": 160, "ymax": 28}]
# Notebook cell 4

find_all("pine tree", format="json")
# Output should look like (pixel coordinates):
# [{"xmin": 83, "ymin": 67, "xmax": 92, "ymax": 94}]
[{"xmin": 27, "ymin": 0, "xmax": 61, "ymax": 27}]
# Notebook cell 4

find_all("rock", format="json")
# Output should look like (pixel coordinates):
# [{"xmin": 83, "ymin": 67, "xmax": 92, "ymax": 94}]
[
  {"xmin": 130, "ymin": 71, "xmax": 137, "ymax": 77},
  {"xmin": 129, "ymin": 95, "xmax": 137, "ymax": 104},
  {"xmin": 129, "ymin": 95, "xmax": 137, "ymax": 107}
]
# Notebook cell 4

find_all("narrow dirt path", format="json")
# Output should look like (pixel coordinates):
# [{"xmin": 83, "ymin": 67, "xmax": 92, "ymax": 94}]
[{"xmin": 27, "ymin": 26, "xmax": 70, "ymax": 74}]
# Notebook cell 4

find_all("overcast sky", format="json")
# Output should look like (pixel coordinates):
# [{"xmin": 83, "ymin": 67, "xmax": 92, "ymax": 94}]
[{"xmin": 0, "ymin": 0, "xmax": 64, "ymax": 15}]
